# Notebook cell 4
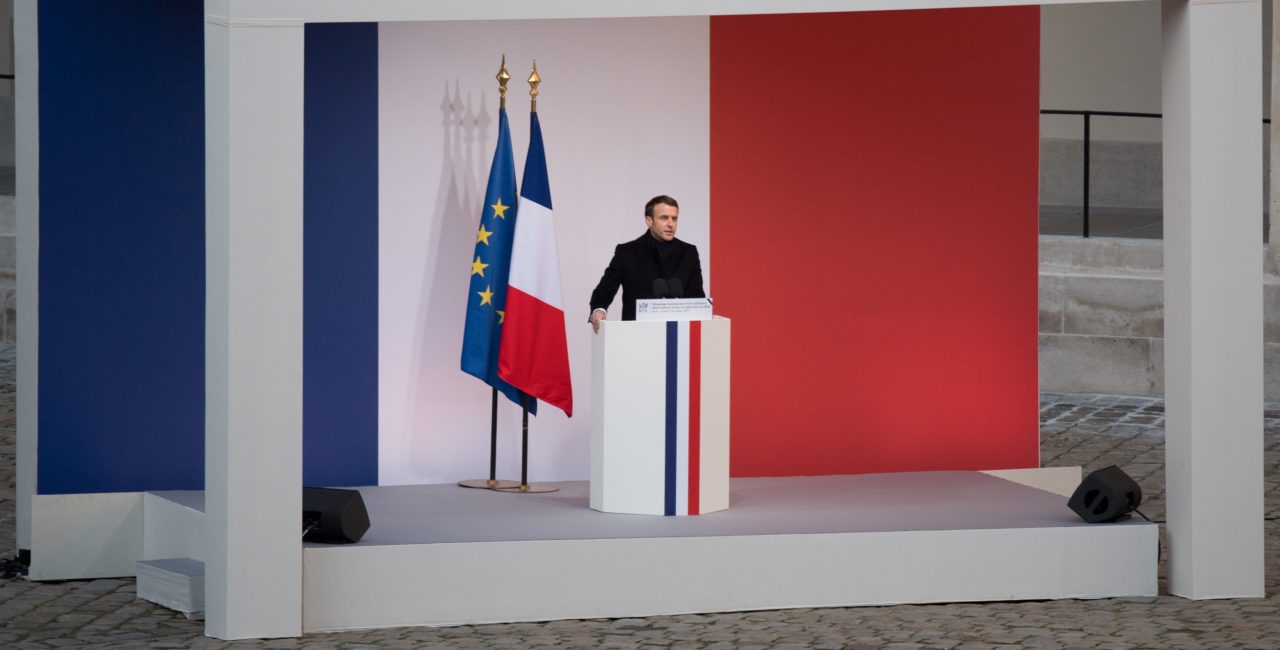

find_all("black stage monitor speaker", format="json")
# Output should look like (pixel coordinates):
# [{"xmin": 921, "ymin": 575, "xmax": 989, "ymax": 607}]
[
  {"xmin": 303, "ymin": 487, "xmax": 371, "ymax": 543},
  {"xmin": 1068, "ymin": 465, "xmax": 1143, "ymax": 523}
]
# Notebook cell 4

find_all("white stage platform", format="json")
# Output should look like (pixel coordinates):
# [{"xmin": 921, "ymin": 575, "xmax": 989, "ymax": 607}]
[{"xmin": 147, "ymin": 471, "xmax": 1157, "ymax": 633}]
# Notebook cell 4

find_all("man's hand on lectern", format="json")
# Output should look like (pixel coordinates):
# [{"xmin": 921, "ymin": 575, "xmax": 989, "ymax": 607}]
[{"xmin": 590, "ymin": 309, "xmax": 606, "ymax": 334}]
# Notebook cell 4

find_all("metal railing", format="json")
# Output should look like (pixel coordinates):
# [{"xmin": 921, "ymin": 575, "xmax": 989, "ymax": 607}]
[
  {"xmin": 1042, "ymin": 109, "xmax": 1272, "ymax": 238},
  {"xmin": 1041, "ymin": 109, "xmax": 1160, "ymax": 238}
]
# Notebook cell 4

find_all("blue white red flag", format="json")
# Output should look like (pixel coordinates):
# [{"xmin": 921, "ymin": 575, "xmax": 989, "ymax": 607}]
[
  {"xmin": 461, "ymin": 107, "xmax": 535, "ymax": 412},
  {"xmin": 499, "ymin": 111, "xmax": 574, "ymax": 417}
]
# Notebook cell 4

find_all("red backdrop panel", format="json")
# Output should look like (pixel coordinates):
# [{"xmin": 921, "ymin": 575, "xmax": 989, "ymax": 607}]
[{"xmin": 710, "ymin": 8, "xmax": 1040, "ymax": 476}]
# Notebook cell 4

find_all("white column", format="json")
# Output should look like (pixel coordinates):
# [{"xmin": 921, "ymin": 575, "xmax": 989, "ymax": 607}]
[
  {"xmin": 13, "ymin": 0, "xmax": 38, "ymax": 556},
  {"xmin": 1271, "ymin": 0, "xmax": 1280, "ymax": 274},
  {"xmin": 204, "ymin": 4, "xmax": 305, "ymax": 639},
  {"xmin": 1162, "ymin": 0, "xmax": 1264, "ymax": 599}
]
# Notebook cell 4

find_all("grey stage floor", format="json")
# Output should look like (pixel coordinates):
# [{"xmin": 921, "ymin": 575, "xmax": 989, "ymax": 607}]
[{"xmin": 158, "ymin": 471, "xmax": 1126, "ymax": 548}]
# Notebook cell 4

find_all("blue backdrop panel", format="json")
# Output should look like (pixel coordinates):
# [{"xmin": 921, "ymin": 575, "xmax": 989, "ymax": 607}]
[
  {"xmin": 303, "ymin": 23, "xmax": 379, "ymax": 487},
  {"xmin": 37, "ymin": 3, "xmax": 380, "ymax": 494},
  {"xmin": 37, "ymin": 0, "xmax": 206, "ymax": 494}
]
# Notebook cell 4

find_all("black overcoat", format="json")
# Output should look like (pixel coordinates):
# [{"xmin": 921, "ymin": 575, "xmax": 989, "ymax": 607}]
[{"xmin": 589, "ymin": 232, "xmax": 706, "ymax": 321}]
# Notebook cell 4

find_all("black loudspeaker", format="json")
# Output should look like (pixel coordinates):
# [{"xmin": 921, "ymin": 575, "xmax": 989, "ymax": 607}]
[
  {"xmin": 303, "ymin": 487, "xmax": 371, "ymax": 543},
  {"xmin": 1068, "ymin": 465, "xmax": 1143, "ymax": 523}
]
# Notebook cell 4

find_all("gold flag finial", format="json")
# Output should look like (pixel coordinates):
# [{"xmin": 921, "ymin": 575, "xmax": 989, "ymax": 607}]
[
  {"xmin": 528, "ymin": 59, "xmax": 541, "ymax": 112},
  {"xmin": 496, "ymin": 55, "xmax": 511, "ymax": 109}
]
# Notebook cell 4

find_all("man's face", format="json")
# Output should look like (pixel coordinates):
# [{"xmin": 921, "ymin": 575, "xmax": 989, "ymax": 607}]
[{"xmin": 645, "ymin": 204, "xmax": 679, "ymax": 242}]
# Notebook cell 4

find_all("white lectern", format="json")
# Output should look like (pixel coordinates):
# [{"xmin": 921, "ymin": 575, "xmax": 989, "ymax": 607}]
[{"xmin": 590, "ymin": 317, "xmax": 730, "ymax": 515}]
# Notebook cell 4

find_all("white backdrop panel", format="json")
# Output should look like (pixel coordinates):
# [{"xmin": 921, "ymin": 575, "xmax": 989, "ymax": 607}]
[{"xmin": 378, "ymin": 17, "xmax": 711, "ymax": 485}]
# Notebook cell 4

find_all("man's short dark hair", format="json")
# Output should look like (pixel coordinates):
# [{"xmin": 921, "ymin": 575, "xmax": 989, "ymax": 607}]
[{"xmin": 645, "ymin": 195, "xmax": 679, "ymax": 218}]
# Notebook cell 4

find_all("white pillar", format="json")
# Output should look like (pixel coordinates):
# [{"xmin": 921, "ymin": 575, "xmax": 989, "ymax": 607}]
[
  {"xmin": 1162, "ymin": 0, "xmax": 1264, "ymax": 599},
  {"xmin": 1270, "ymin": 0, "xmax": 1280, "ymax": 276},
  {"xmin": 13, "ymin": 0, "xmax": 38, "ymax": 557},
  {"xmin": 203, "ymin": 4, "xmax": 305, "ymax": 639}
]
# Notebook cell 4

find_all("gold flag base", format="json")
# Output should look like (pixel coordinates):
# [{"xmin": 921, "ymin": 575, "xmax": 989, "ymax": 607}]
[
  {"xmin": 457, "ymin": 479, "xmax": 521, "ymax": 490},
  {"xmin": 494, "ymin": 483, "xmax": 559, "ymax": 494}
]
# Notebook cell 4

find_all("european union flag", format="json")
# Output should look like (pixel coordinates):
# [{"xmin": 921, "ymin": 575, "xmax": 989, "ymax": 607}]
[{"xmin": 461, "ymin": 107, "xmax": 535, "ymax": 412}]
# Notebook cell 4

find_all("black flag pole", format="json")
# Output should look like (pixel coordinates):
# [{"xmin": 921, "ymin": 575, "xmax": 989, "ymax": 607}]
[
  {"xmin": 496, "ymin": 395, "xmax": 558, "ymax": 493},
  {"xmin": 490, "ymin": 389, "xmax": 500, "ymax": 481},
  {"xmin": 521, "ymin": 398, "xmax": 528, "ymax": 486},
  {"xmin": 457, "ymin": 388, "xmax": 520, "ymax": 490}
]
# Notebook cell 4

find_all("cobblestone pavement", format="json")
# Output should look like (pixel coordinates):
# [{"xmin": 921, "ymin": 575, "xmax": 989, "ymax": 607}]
[{"xmin": 0, "ymin": 344, "xmax": 1276, "ymax": 648}]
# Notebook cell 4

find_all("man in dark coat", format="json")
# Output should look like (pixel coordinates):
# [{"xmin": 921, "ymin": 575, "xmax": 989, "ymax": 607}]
[{"xmin": 589, "ymin": 195, "xmax": 706, "ymax": 333}]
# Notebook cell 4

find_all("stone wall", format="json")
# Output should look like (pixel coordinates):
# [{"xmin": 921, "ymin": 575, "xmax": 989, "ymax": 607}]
[
  {"xmin": 0, "ymin": 197, "xmax": 12, "ymax": 344},
  {"xmin": 1040, "ymin": 136, "xmax": 1270, "ymax": 212},
  {"xmin": 1039, "ymin": 137, "xmax": 1162, "ymax": 210},
  {"xmin": 1039, "ymin": 235, "xmax": 1280, "ymax": 400}
]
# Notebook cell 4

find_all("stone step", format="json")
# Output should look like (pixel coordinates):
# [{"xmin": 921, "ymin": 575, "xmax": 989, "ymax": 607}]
[
  {"xmin": 1039, "ymin": 235, "xmax": 1280, "ymax": 342},
  {"xmin": 1039, "ymin": 333, "xmax": 1162, "ymax": 397},
  {"xmin": 1039, "ymin": 234, "xmax": 1162, "ymax": 277},
  {"xmin": 1039, "ymin": 272, "xmax": 1164, "ymax": 339},
  {"xmin": 1039, "ymin": 234, "xmax": 1280, "ymax": 399},
  {"xmin": 135, "ymin": 557, "xmax": 204, "ymax": 620}
]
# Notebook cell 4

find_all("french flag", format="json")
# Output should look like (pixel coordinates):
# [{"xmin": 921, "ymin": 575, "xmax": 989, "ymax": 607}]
[{"xmin": 498, "ymin": 111, "xmax": 574, "ymax": 417}]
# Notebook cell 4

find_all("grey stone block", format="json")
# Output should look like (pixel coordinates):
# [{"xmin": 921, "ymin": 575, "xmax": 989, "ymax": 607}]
[
  {"xmin": 1039, "ymin": 235, "xmax": 1163, "ymax": 275},
  {"xmin": 1088, "ymin": 139, "xmax": 1163, "ymax": 209},
  {"xmin": 1039, "ymin": 274, "xmax": 1064, "ymax": 333},
  {"xmin": 1039, "ymin": 333, "xmax": 1162, "ymax": 396},
  {"xmin": 0, "ymin": 96, "xmax": 11, "ymax": 169},
  {"xmin": 1266, "ymin": 344, "xmax": 1280, "ymax": 402},
  {"xmin": 0, "ymin": 234, "xmax": 14, "ymax": 273},
  {"xmin": 1266, "ymin": 282, "xmax": 1280, "ymax": 343},
  {"xmin": 1148, "ymin": 335, "xmax": 1165, "ymax": 395},
  {"xmin": 1040, "ymin": 138, "xmax": 1084, "ymax": 208},
  {"xmin": 3, "ymin": 288, "xmax": 12, "ymax": 344},
  {"xmin": 1040, "ymin": 138, "xmax": 1163, "ymax": 209},
  {"xmin": 0, "ymin": 196, "xmax": 14, "ymax": 233},
  {"xmin": 1062, "ymin": 275, "xmax": 1163, "ymax": 338}
]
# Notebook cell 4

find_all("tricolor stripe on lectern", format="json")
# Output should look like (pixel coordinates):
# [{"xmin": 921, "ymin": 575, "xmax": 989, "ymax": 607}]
[
  {"xmin": 663, "ymin": 320, "xmax": 706, "ymax": 516},
  {"xmin": 688, "ymin": 320, "xmax": 703, "ymax": 516}
]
